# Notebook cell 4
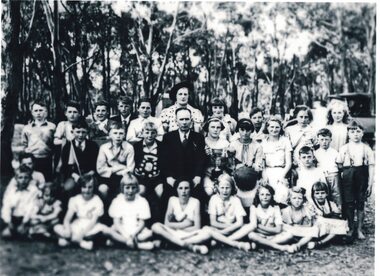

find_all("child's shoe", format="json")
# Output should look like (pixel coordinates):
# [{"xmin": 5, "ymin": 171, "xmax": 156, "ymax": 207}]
[
  {"xmin": 191, "ymin": 245, "xmax": 209, "ymax": 255},
  {"xmin": 210, "ymin": 240, "xmax": 217, "ymax": 247},
  {"xmin": 79, "ymin": 240, "xmax": 94, "ymax": 250},
  {"xmin": 152, "ymin": 240, "xmax": 161, "ymax": 249},
  {"xmin": 58, "ymin": 238, "xmax": 69, "ymax": 247}
]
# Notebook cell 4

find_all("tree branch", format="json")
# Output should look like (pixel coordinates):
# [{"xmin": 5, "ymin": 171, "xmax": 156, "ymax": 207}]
[
  {"xmin": 23, "ymin": 0, "xmax": 37, "ymax": 44},
  {"xmin": 64, "ymin": 50, "xmax": 99, "ymax": 73}
]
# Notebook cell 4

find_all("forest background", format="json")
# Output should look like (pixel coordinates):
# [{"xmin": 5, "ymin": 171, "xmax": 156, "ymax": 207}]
[{"xmin": 0, "ymin": 1, "xmax": 376, "ymax": 174}]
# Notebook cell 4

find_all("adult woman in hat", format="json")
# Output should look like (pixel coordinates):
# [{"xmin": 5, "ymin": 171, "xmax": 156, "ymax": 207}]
[
  {"xmin": 208, "ymin": 98, "xmax": 237, "ymax": 142},
  {"xmin": 159, "ymin": 81, "xmax": 204, "ymax": 133}
]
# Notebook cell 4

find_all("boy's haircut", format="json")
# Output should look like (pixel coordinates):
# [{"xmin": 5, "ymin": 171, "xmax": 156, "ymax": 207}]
[
  {"xmin": 347, "ymin": 119, "xmax": 364, "ymax": 131},
  {"xmin": 66, "ymin": 100, "xmax": 81, "ymax": 112},
  {"xmin": 19, "ymin": 152, "xmax": 35, "ymax": 163},
  {"xmin": 138, "ymin": 97, "xmax": 151, "ymax": 107},
  {"xmin": 72, "ymin": 117, "xmax": 89, "ymax": 130},
  {"xmin": 250, "ymin": 107, "xmax": 264, "ymax": 118},
  {"xmin": 299, "ymin": 145, "xmax": 313, "ymax": 156},
  {"xmin": 237, "ymin": 118, "xmax": 254, "ymax": 131},
  {"xmin": 317, "ymin": 128, "xmax": 332, "ymax": 138},
  {"xmin": 31, "ymin": 98, "xmax": 47, "ymax": 109},
  {"xmin": 109, "ymin": 121, "xmax": 124, "ymax": 131},
  {"xmin": 293, "ymin": 105, "xmax": 313, "ymax": 122},
  {"xmin": 253, "ymin": 182, "xmax": 276, "ymax": 207},
  {"xmin": 217, "ymin": 173, "xmax": 237, "ymax": 195},
  {"xmin": 120, "ymin": 172, "xmax": 139, "ymax": 191},
  {"xmin": 16, "ymin": 164, "xmax": 33, "ymax": 176},
  {"xmin": 288, "ymin": 186, "xmax": 307, "ymax": 205},
  {"xmin": 175, "ymin": 107, "xmax": 192, "ymax": 117},
  {"xmin": 77, "ymin": 171, "xmax": 97, "ymax": 188},
  {"xmin": 117, "ymin": 96, "xmax": 133, "ymax": 106},
  {"xmin": 262, "ymin": 116, "xmax": 285, "ymax": 136},
  {"xmin": 94, "ymin": 100, "xmax": 110, "ymax": 111},
  {"xmin": 143, "ymin": 121, "xmax": 158, "ymax": 132}
]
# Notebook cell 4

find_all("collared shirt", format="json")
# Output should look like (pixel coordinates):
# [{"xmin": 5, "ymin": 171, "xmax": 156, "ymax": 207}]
[
  {"xmin": 121, "ymin": 114, "xmax": 131, "ymax": 125},
  {"xmin": 95, "ymin": 118, "xmax": 109, "ymax": 132},
  {"xmin": 336, "ymin": 142, "xmax": 375, "ymax": 167},
  {"xmin": 97, "ymin": 141, "xmax": 135, "ymax": 178},
  {"xmin": 22, "ymin": 120, "xmax": 56, "ymax": 158},
  {"xmin": 126, "ymin": 116, "xmax": 164, "ymax": 144},
  {"xmin": 229, "ymin": 139, "xmax": 263, "ymax": 167},
  {"xmin": 159, "ymin": 103, "xmax": 204, "ymax": 132},
  {"xmin": 1, "ymin": 183, "xmax": 38, "ymax": 224},
  {"xmin": 178, "ymin": 130, "xmax": 190, "ymax": 143},
  {"xmin": 75, "ymin": 140, "xmax": 86, "ymax": 151}
]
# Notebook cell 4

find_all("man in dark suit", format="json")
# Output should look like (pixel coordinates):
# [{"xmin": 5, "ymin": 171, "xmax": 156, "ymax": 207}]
[
  {"xmin": 160, "ymin": 107, "xmax": 207, "ymax": 221},
  {"xmin": 110, "ymin": 96, "xmax": 134, "ymax": 133}
]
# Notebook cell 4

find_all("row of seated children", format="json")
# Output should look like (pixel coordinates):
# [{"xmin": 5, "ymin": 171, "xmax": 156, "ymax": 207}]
[
  {"xmin": 1, "ymin": 164, "xmax": 349, "ymax": 254},
  {"xmin": 12, "ymin": 99, "xmax": 374, "ymax": 244}
]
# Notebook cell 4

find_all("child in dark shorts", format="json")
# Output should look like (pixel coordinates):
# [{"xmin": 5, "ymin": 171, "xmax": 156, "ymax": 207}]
[{"xmin": 336, "ymin": 120, "xmax": 374, "ymax": 240}]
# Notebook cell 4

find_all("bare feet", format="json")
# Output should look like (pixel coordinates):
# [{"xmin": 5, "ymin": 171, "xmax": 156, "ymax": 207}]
[
  {"xmin": 357, "ymin": 230, "xmax": 366, "ymax": 240},
  {"xmin": 251, "ymin": 242, "xmax": 257, "ymax": 250},
  {"xmin": 236, "ymin": 242, "xmax": 251, "ymax": 252},
  {"xmin": 190, "ymin": 245, "xmax": 209, "ymax": 255}
]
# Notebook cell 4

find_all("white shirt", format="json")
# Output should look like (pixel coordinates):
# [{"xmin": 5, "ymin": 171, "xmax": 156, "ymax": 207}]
[
  {"xmin": 68, "ymin": 194, "xmax": 104, "ymax": 220},
  {"xmin": 208, "ymin": 194, "xmax": 246, "ymax": 224},
  {"xmin": 126, "ymin": 116, "xmax": 164, "ymax": 143},
  {"xmin": 1, "ymin": 183, "xmax": 38, "ymax": 223},
  {"xmin": 109, "ymin": 194, "xmax": 151, "ymax": 228},
  {"xmin": 315, "ymin": 147, "xmax": 339, "ymax": 174},
  {"xmin": 297, "ymin": 166, "xmax": 327, "ymax": 202},
  {"xmin": 167, "ymin": 197, "xmax": 199, "ymax": 222},
  {"xmin": 178, "ymin": 130, "xmax": 190, "ymax": 143}
]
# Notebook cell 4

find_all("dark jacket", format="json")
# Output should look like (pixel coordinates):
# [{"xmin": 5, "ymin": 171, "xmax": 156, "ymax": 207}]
[{"xmin": 160, "ymin": 130, "xmax": 206, "ymax": 180}]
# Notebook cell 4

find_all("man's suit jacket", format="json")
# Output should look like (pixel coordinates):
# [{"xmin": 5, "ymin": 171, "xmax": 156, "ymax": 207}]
[{"xmin": 160, "ymin": 130, "xmax": 206, "ymax": 180}]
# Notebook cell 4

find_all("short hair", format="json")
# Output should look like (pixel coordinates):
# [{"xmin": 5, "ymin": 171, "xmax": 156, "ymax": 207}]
[
  {"xmin": 317, "ymin": 128, "xmax": 332, "ymax": 138},
  {"xmin": 109, "ymin": 121, "xmax": 124, "ymax": 131},
  {"xmin": 202, "ymin": 117, "xmax": 225, "ymax": 133},
  {"xmin": 77, "ymin": 171, "xmax": 97, "ymax": 188},
  {"xmin": 209, "ymin": 98, "xmax": 227, "ymax": 115},
  {"xmin": 262, "ymin": 116, "xmax": 285, "ymax": 136},
  {"xmin": 217, "ymin": 173, "xmax": 237, "ymax": 195},
  {"xmin": 19, "ymin": 152, "xmax": 35, "ymax": 163},
  {"xmin": 94, "ymin": 100, "xmax": 109, "ymax": 111},
  {"xmin": 347, "ymin": 120, "xmax": 364, "ymax": 131},
  {"xmin": 72, "ymin": 117, "xmax": 89, "ymax": 130},
  {"xmin": 287, "ymin": 186, "xmax": 307, "ymax": 205},
  {"xmin": 250, "ymin": 107, "xmax": 264, "ymax": 118},
  {"xmin": 293, "ymin": 105, "xmax": 313, "ymax": 122},
  {"xmin": 117, "ymin": 96, "xmax": 133, "ymax": 106},
  {"xmin": 299, "ymin": 145, "xmax": 314, "ymax": 156},
  {"xmin": 65, "ymin": 100, "xmax": 81, "ymax": 112},
  {"xmin": 311, "ymin": 181, "xmax": 329, "ymax": 206},
  {"xmin": 16, "ymin": 164, "xmax": 33, "ymax": 176},
  {"xmin": 237, "ymin": 118, "xmax": 254, "ymax": 131},
  {"xmin": 142, "ymin": 121, "xmax": 158, "ymax": 132},
  {"xmin": 175, "ymin": 107, "xmax": 192, "ymax": 117},
  {"xmin": 120, "ymin": 172, "xmax": 139, "ymax": 192},
  {"xmin": 138, "ymin": 97, "xmax": 151, "ymax": 107},
  {"xmin": 173, "ymin": 179, "xmax": 193, "ymax": 194},
  {"xmin": 31, "ymin": 99, "xmax": 47, "ymax": 109},
  {"xmin": 326, "ymin": 100, "xmax": 350, "ymax": 125},
  {"xmin": 253, "ymin": 183, "xmax": 277, "ymax": 207}
]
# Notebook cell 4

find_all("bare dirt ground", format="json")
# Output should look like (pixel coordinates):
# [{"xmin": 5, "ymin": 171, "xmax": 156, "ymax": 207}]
[{"xmin": 0, "ymin": 189, "xmax": 374, "ymax": 276}]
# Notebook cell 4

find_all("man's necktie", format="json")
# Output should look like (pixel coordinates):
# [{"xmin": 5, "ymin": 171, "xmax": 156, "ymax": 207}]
[{"xmin": 182, "ymin": 133, "xmax": 188, "ymax": 147}]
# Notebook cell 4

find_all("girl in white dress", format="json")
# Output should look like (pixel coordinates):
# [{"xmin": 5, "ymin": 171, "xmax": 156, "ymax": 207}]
[
  {"xmin": 54, "ymin": 173, "xmax": 109, "ymax": 250},
  {"xmin": 203, "ymin": 117, "xmax": 230, "ymax": 196},
  {"xmin": 307, "ymin": 182, "xmax": 348, "ymax": 249},
  {"xmin": 261, "ymin": 116, "xmax": 292, "ymax": 204},
  {"xmin": 227, "ymin": 184, "xmax": 292, "ymax": 252},
  {"xmin": 285, "ymin": 105, "xmax": 316, "ymax": 165},
  {"xmin": 326, "ymin": 100, "xmax": 350, "ymax": 151}
]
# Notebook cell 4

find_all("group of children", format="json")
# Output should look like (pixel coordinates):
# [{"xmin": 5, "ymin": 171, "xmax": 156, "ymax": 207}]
[{"xmin": 1, "ymin": 96, "xmax": 374, "ymax": 254}]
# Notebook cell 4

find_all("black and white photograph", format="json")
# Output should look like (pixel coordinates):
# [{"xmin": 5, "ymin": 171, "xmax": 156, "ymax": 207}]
[{"xmin": 0, "ymin": 1, "xmax": 377, "ymax": 275}]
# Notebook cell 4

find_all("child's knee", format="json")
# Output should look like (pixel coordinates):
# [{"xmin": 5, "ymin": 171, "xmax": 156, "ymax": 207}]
[
  {"xmin": 151, "ymin": 222, "xmax": 162, "ymax": 233},
  {"xmin": 98, "ymin": 184, "xmax": 109, "ymax": 197}
]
